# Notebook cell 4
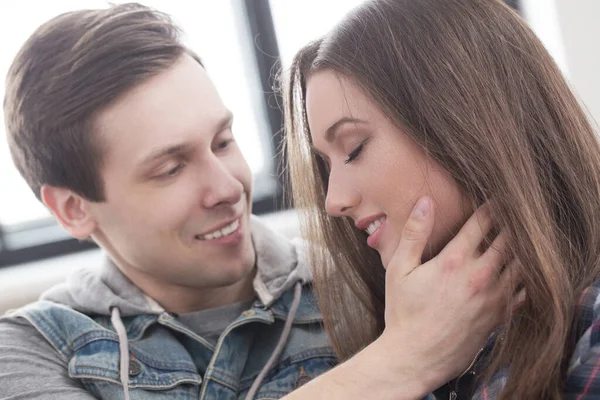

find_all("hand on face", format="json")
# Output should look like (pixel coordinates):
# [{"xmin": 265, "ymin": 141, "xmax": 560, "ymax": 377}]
[{"xmin": 379, "ymin": 196, "xmax": 523, "ymax": 391}]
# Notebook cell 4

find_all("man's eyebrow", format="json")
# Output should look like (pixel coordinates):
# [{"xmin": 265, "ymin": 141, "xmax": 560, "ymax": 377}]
[
  {"xmin": 324, "ymin": 117, "xmax": 368, "ymax": 143},
  {"xmin": 139, "ymin": 143, "xmax": 191, "ymax": 168},
  {"xmin": 137, "ymin": 111, "xmax": 233, "ymax": 169}
]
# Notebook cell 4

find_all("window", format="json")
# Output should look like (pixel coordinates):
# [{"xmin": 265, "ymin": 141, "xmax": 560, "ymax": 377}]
[{"xmin": 270, "ymin": 0, "xmax": 367, "ymax": 68}]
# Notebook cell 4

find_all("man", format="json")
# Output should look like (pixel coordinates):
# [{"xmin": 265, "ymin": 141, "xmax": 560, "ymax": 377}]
[{"xmin": 0, "ymin": 4, "xmax": 334, "ymax": 399}]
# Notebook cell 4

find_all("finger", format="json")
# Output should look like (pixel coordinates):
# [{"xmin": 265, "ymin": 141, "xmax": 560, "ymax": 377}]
[
  {"xmin": 495, "ymin": 279, "xmax": 526, "ymax": 323},
  {"xmin": 478, "ymin": 230, "xmax": 509, "ymax": 272},
  {"xmin": 497, "ymin": 258, "xmax": 522, "ymax": 290},
  {"xmin": 504, "ymin": 288, "xmax": 527, "ymax": 319},
  {"xmin": 450, "ymin": 202, "xmax": 494, "ymax": 256},
  {"xmin": 513, "ymin": 288, "xmax": 526, "ymax": 306},
  {"xmin": 390, "ymin": 196, "xmax": 435, "ymax": 276}
]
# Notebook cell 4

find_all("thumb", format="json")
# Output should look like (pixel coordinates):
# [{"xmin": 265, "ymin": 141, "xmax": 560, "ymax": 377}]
[{"xmin": 388, "ymin": 196, "xmax": 435, "ymax": 277}]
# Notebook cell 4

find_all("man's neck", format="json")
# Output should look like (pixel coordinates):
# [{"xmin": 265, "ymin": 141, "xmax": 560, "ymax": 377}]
[{"xmin": 119, "ymin": 265, "xmax": 257, "ymax": 314}]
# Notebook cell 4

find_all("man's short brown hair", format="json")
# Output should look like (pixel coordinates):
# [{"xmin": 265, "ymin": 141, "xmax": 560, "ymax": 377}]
[{"xmin": 4, "ymin": 3, "xmax": 201, "ymax": 201}]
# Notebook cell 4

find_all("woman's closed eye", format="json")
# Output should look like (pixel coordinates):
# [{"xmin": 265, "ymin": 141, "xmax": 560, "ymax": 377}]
[{"xmin": 344, "ymin": 139, "xmax": 368, "ymax": 164}]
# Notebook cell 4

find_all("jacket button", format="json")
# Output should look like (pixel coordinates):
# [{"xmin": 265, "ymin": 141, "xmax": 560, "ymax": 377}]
[{"xmin": 128, "ymin": 359, "xmax": 142, "ymax": 376}]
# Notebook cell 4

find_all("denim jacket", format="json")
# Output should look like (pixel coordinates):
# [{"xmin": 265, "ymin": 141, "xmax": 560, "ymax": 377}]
[{"xmin": 0, "ymin": 216, "xmax": 335, "ymax": 399}]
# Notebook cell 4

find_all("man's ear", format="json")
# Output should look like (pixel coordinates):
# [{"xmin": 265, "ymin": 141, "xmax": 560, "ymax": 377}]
[{"xmin": 40, "ymin": 185, "xmax": 97, "ymax": 239}]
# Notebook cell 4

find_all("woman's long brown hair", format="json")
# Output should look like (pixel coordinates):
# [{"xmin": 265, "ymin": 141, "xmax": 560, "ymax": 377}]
[{"xmin": 282, "ymin": 0, "xmax": 600, "ymax": 398}]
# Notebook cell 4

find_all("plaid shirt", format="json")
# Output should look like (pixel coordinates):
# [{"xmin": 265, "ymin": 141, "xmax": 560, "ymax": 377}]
[{"xmin": 425, "ymin": 281, "xmax": 600, "ymax": 399}]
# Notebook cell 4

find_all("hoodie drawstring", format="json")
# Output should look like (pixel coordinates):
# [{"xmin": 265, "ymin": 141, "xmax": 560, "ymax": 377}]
[
  {"xmin": 246, "ymin": 281, "xmax": 303, "ymax": 400},
  {"xmin": 111, "ymin": 307, "xmax": 131, "ymax": 400},
  {"xmin": 110, "ymin": 282, "xmax": 302, "ymax": 400}
]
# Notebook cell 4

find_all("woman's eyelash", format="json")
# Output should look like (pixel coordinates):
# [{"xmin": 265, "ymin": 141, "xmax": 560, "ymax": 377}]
[{"xmin": 344, "ymin": 140, "xmax": 367, "ymax": 164}]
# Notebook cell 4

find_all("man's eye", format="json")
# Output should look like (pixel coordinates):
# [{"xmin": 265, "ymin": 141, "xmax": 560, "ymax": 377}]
[
  {"xmin": 216, "ymin": 139, "xmax": 234, "ymax": 150},
  {"xmin": 159, "ymin": 163, "xmax": 184, "ymax": 178}
]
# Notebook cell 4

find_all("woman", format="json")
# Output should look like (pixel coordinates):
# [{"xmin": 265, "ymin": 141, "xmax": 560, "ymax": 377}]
[{"xmin": 282, "ymin": 0, "xmax": 600, "ymax": 398}]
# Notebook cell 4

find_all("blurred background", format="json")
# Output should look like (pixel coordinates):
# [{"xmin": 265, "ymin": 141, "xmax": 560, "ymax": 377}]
[{"xmin": 0, "ymin": 0, "xmax": 598, "ymax": 310}]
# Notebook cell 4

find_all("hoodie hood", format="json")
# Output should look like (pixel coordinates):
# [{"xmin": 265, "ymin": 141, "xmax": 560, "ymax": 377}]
[{"xmin": 41, "ymin": 215, "xmax": 312, "ymax": 317}]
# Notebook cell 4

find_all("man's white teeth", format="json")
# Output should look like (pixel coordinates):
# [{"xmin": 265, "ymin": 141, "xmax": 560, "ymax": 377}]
[
  {"xmin": 198, "ymin": 219, "xmax": 239, "ymax": 240},
  {"xmin": 366, "ymin": 217, "xmax": 386, "ymax": 235}
]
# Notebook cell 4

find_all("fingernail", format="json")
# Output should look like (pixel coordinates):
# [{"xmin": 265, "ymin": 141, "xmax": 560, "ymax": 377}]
[{"xmin": 413, "ymin": 197, "xmax": 430, "ymax": 219}]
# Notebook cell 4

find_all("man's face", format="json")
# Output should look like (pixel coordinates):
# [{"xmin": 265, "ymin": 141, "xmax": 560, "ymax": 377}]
[{"xmin": 88, "ymin": 55, "xmax": 255, "ymax": 290}]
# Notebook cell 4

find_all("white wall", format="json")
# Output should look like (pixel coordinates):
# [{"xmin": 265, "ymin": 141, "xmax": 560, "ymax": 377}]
[{"xmin": 522, "ymin": 0, "xmax": 600, "ymax": 128}]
